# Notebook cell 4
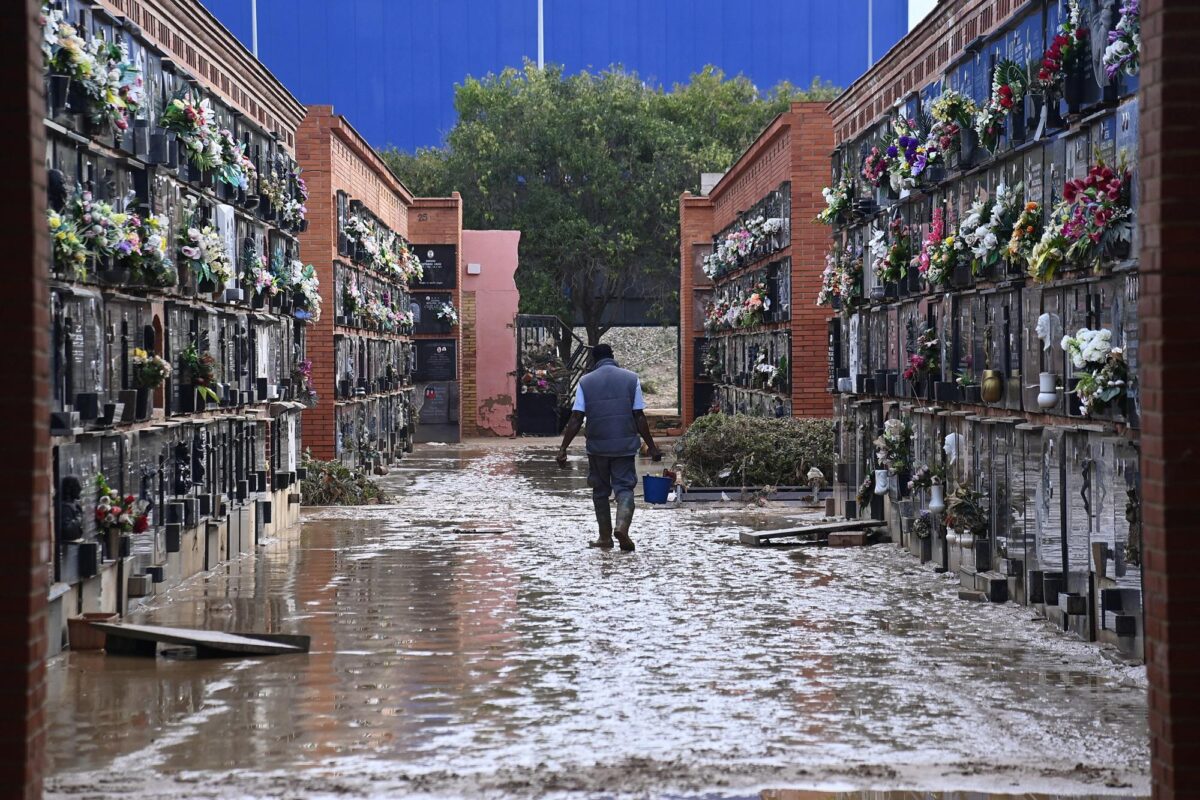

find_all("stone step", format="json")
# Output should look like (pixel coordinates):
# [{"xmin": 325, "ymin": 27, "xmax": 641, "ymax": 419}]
[{"xmin": 958, "ymin": 589, "xmax": 988, "ymax": 602}]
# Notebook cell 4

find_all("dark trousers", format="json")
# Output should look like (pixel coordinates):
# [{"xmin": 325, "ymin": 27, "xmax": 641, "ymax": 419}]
[{"xmin": 587, "ymin": 455, "xmax": 637, "ymax": 502}]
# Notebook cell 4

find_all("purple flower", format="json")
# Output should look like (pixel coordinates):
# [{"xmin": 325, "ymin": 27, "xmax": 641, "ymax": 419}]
[{"xmin": 886, "ymin": 145, "xmax": 899, "ymax": 158}]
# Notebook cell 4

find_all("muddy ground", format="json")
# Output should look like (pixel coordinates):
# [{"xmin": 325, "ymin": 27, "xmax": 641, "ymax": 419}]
[{"xmin": 45, "ymin": 442, "xmax": 1148, "ymax": 799}]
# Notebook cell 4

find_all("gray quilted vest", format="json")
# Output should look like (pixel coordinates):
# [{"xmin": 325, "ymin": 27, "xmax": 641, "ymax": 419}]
[{"xmin": 579, "ymin": 358, "xmax": 641, "ymax": 457}]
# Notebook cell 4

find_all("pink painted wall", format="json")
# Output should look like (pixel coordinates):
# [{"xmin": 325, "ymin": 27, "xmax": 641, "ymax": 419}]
[{"xmin": 463, "ymin": 230, "xmax": 520, "ymax": 436}]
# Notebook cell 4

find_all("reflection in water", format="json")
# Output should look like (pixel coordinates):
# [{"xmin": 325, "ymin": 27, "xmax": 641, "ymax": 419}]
[{"xmin": 46, "ymin": 444, "xmax": 1148, "ymax": 799}]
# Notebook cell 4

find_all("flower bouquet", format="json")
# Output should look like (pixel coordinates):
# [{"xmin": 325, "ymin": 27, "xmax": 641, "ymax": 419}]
[
  {"xmin": 180, "ymin": 343, "xmax": 220, "ymax": 404},
  {"xmin": 945, "ymin": 485, "xmax": 989, "ymax": 536},
  {"xmin": 47, "ymin": 208, "xmax": 88, "ymax": 279},
  {"xmin": 903, "ymin": 328, "xmax": 940, "ymax": 385},
  {"xmin": 957, "ymin": 181, "xmax": 1022, "ymax": 276},
  {"xmin": 292, "ymin": 358, "xmax": 318, "ymax": 408},
  {"xmin": 816, "ymin": 179, "xmax": 852, "ymax": 225},
  {"xmin": 1008, "ymin": 201, "xmax": 1043, "ymax": 268},
  {"xmin": 1062, "ymin": 327, "xmax": 1130, "ymax": 416},
  {"xmin": 436, "ymin": 301, "xmax": 459, "ymax": 326},
  {"xmin": 1103, "ymin": 0, "xmax": 1140, "ymax": 80},
  {"xmin": 917, "ymin": 207, "xmax": 957, "ymax": 288},
  {"xmin": 132, "ymin": 348, "xmax": 171, "ymax": 389},
  {"xmin": 1035, "ymin": 0, "xmax": 1089, "ymax": 98},
  {"xmin": 911, "ymin": 510, "xmax": 934, "ymax": 539},
  {"xmin": 95, "ymin": 473, "xmax": 150, "ymax": 536},
  {"xmin": 975, "ymin": 59, "xmax": 1028, "ymax": 152},
  {"xmin": 1031, "ymin": 161, "xmax": 1131, "ymax": 281},
  {"xmin": 874, "ymin": 417, "xmax": 914, "ymax": 475},
  {"xmin": 862, "ymin": 146, "xmax": 891, "ymax": 188},
  {"xmin": 160, "ymin": 92, "xmax": 221, "ymax": 172}
]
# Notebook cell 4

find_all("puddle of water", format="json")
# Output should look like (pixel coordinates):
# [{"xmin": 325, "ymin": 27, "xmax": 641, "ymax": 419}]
[{"xmin": 44, "ymin": 443, "xmax": 1148, "ymax": 800}]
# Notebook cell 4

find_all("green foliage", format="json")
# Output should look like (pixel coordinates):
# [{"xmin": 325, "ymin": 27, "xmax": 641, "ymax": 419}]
[
  {"xmin": 301, "ymin": 452, "xmax": 390, "ymax": 506},
  {"xmin": 381, "ymin": 63, "xmax": 838, "ymax": 343},
  {"xmin": 676, "ymin": 414, "xmax": 835, "ymax": 488}
]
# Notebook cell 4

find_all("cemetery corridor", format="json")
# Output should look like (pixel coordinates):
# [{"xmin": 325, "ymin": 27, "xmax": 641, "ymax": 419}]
[{"xmin": 44, "ymin": 442, "xmax": 1148, "ymax": 799}]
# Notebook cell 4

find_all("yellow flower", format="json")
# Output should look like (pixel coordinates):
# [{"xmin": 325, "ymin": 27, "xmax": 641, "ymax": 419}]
[{"xmin": 132, "ymin": 348, "xmax": 148, "ymax": 360}]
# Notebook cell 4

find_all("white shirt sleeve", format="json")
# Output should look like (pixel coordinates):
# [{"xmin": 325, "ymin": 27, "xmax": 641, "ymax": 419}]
[
  {"xmin": 572, "ymin": 385, "xmax": 586, "ymax": 413},
  {"xmin": 632, "ymin": 380, "xmax": 646, "ymax": 412}
]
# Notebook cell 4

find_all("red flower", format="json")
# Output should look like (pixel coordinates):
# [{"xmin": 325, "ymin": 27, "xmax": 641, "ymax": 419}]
[
  {"xmin": 1064, "ymin": 183, "xmax": 1079, "ymax": 203},
  {"xmin": 1039, "ymin": 69, "xmax": 1052, "ymax": 81},
  {"xmin": 1000, "ymin": 96, "xmax": 1014, "ymax": 109},
  {"xmin": 95, "ymin": 509, "xmax": 105, "ymax": 521},
  {"xmin": 1075, "ymin": 27, "xmax": 1088, "ymax": 41},
  {"xmin": 125, "ymin": 495, "xmax": 135, "ymax": 505},
  {"xmin": 999, "ymin": 85, "xmax": 1013, "ymax": 98},
  {"xmin": 1054, "ymin": 34, "xmax": 1069, "ymax": 48},
  {"xmin": 133, "ymin": 515, "xmax": 149, "ymax": 534}
]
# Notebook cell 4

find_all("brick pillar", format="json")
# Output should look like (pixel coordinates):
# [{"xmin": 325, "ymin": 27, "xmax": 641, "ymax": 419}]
[
  {"xmin": 460, "ymin": 290, "xmax": 478, "ymax": 438},
  {"xmin": 1139, "ymin": 2, "xmax": 1200, "ymax": 797},
  {"xmin": 1, "ymin": 1, "xmax": 50, "ymax": 797}
]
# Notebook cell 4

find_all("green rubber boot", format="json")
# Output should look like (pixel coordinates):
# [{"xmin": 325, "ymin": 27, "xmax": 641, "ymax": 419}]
[
  {"xmin": 589, "ymin": 498, "xmax": 614, "ymax": 548},
  {"xmin": 613, "ymin": 495, "xmax": 636, "ymax": 552}
]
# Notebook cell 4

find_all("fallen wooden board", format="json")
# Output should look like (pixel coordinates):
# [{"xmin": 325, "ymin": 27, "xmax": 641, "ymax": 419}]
[
  {"xmin": 739, "ymin": 519, "xmax": 885, "ymax": 547},
  {"xmin": 681, "ymin": 487, "xmax": 833, "ymax": 504},
  {"xmin": 91, "ymin": 622, "xmax": 309, "ymax": 658}
]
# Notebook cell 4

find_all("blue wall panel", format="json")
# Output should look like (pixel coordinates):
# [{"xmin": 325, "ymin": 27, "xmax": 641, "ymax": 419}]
[{"xmin": 200, "ymin": 0, "xmax": 907, "ymax": 152}]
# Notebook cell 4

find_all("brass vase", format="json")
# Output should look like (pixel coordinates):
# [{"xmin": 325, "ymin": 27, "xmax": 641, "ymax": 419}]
[{"xmin": 980, "ymin": 369, "xmax": 1004, "ymax": 404}]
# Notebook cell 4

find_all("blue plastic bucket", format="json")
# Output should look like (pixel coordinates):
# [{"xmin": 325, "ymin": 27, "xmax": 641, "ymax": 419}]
[{"xmin": 643, "ymin": 474, "xmax": 672, "ymax": 504}]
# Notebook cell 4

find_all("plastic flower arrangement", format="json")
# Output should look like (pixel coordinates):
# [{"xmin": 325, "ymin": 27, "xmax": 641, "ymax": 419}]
[
  {"xmin": 291, "ymin": 260, "xmax": 321, "ymax": 323},
  {"xmin": 856, "ymin": 475, "xmax": 873, "ymax": 517},
  {"xmin": 160, "ymin": 92, "xmax": 221, "ymax": 171},
  {"xmin": 95, "ymin": 473, "xmax": 150, "ymax": 535},
  {"xmin": 911, "ymin": 510, "xmax": 934, "ymax": 539},
  {"xmin": 908, "ymin": 462, "xmax": 945, "ymax": 492},
  {"xmin": 886, "ymin": 116, "xmax": 932, "ymax": 190},
  {"xmin": 752, "ymin": 350, "xmax": 786, "ymax": 391},
  {"xmin": 816, "ymin": 246, "xmax": 838, "ymax": 307},
  {"xmin": 946, "ymin": 486, "xmax": 989, "ymax": 536},
  {"xmin": 292, "ymin": 358, "xmax": 318, "ymax": 408},
  {"xmin": 862, "ymin": 146, "xmax": 891, "ymax": 188},
  {"xmin": 42, "ymin": 7, "xmax": 143, "ymax": 133},
  {"xmin": 739, "ymin": 280, "xmax": 772, "ymax": 327},
  {"xmin": 1103, "ymin": 0, "xmax": 1140, "ymax": 80},
  {"xmin": 179, "ymin": 221, "xmax": 233, "ymax": 289},
  {"xmin": 929, "ymin": 89, "xmax": 979, "ymax": 155},
  {"xmin": 68, "ymin": 190, "xmax": 127, "ymax": 261},
  {"xmin": 1007, "ymin": 201, "xmax": 1043, "ymax": 267},
  {"xmin": 399, "ymin": 242, "xmax": 425, "ymax": 284},
  {"xmin": 918, "ymin": 207, "xmax": 956, "ymax": 287},
  {"xmin": 975, "ymin": 59, "xmax": 1028, "ymax": 152},
  {"xmin": 816, "ymin": 179, "xmax": 852, "ymax": 225},
  {"xmin": 875, "ymin": 215, "xmax": 911, "ymax": 284},
  {"xmin": 874, "ymin": 417, "xmax": 914, "ymax": 475},
  {"xmin": 132, "ymin": 213, "xmax": 176, "ymax": 287},
  {"xmin": 435, "ymin": 301, "xmax": 459, "ymax": 326},
  {"xmin": 47, "ymin": 208, "xmax": 88, "ymax": 278},
  {"xmin": 1031, "ymin": 161, "xmax": 1131, "ymax": 281},
  {"xmin": 131, "ymin": 348, "xmax": 171, "ymax": 389},
  {"xmin": 214, "ymin": 129, "xmax": 254, "ymax": 190},
  {"xmin": 957, "ymin": 181, "xmax": 1022, "ymax": 275},
  {"xmin": 903, "ymin": 328, "xmax": 940, "ymax": 383},
  {"xmin": 179, "ymin": 343, "xmax": 220, "ymax": 403},
  {"xmin": 869, "ymin": 225, "xmax": 890, "ymax": 283},
  {"xmin": 1061, "ymin": 327, "xmax": 1130, "ymax": 415},
  {"xmin": 248, "ymin": 251, "xmax": 280, "ymax": 297},
  {"xmin": 1035, "ymin": 0, "xmax": 1089, "ymax": 93},
  {"xmin": 342, "ymin": 274, "xmax": 363, "ymax": 315}
]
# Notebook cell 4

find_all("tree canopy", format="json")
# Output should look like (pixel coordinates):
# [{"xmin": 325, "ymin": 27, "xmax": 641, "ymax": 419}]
[{"xmin": 383, "ymin": 63, "xmax": 838, "ymax": 344}]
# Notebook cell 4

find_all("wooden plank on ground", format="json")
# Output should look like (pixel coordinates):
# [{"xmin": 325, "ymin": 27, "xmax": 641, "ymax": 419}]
[
  {"xmin": 91, "ymin": 622, "xmax": 308, "ymax": 656},
  {"xmin": 739, "ymin": 519, "xmax": 885, "ymax": 547}
]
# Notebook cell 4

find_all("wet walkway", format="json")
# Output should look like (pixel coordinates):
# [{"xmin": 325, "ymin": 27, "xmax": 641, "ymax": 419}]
[{"xmin": 46, "ymin": 443, "xmax": 1148, "ymax": 799}]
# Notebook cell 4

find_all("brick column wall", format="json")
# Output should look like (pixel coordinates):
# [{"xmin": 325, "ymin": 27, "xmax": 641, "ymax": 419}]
[
  {"xmin": 679, "ymin": 194, "xmax": 713, "ymax": 426},
  {"xmin": 789, "ymin": 103, "xmax": 834, "ymax": 418},
  {"xmin": 1, "ymin": 1, "xmax": 49, "ymax": 796},
  {"xmin": 297, "ymin": 109, "xmax": 336, "ymax": 459},
  {"xmin": 460, "ymin": 290, "xmax": 478, "ymax": 438},
  {"xmin": 1139, "ymin": 2, "xmax": 1200, "ymax": 797}
]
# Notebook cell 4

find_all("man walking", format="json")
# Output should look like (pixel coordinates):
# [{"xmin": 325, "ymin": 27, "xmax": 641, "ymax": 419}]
[{"xmin": 556, "ymin": 344, "xmax": 662, "ymax": 551}]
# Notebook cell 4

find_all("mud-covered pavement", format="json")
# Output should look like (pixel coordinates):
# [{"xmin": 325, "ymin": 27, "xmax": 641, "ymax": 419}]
[{"xmin": 45, "ymin": 443, "xmax": 1149, "ymax": 799}]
